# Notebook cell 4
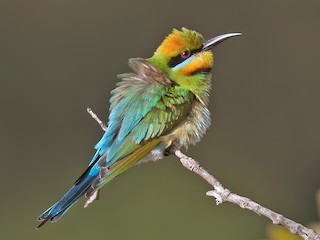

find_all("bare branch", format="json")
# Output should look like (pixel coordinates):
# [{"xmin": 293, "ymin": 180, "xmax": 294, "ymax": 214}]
[
  {"xmin": 84, "ymin": 190, "xmax": 99, "ymax": 208},
  {"xmin": 175, "ymin": 149, "xmax": 320, "ymax": 240},
  {"xmin": 87, "ymin": 108, "xmax": 107, "ymax": 131},
  {"xmin": 87, "ymin": 108, "xmax": 320, "ymax": 240}
]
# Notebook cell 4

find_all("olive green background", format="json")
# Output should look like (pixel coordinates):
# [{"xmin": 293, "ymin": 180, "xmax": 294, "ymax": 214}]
[{"xmin": 1, "ymin": 0, "xmax": 320, "ymax": 239}]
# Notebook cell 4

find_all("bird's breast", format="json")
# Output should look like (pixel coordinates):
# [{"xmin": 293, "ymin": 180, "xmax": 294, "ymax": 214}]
[{"xmin": 162, "ymin": 98, "xmax": 211, "ymax": 149}]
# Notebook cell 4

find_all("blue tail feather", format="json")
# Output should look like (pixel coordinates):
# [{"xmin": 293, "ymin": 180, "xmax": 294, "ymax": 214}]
[{"xmin": 36, "ymin": 155, "xmax": 101, "ymax": 229}]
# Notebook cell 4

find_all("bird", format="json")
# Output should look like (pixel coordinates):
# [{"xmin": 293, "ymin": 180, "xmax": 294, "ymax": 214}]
[{"xmin": 36, "ymin": 27, "xmax": 241, "ymax": 229}]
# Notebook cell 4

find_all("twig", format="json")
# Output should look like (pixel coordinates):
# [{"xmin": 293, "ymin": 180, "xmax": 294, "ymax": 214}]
[
  {"xmin": 87, "ymin": 107, "xmax": 320, "ymax": 240},
  {"xmin": 84, "ymin": 190, "xmax": 99, "ymax": 208},
  {"xmin": 87, "ymin": 108, "xmax": 107, "ymax": 131},
  {"xmin": 174, "ymin": 150, "xmax": 320, "ymax": 240}
]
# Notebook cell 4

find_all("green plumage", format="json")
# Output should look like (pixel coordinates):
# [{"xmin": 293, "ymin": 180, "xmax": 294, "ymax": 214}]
[
  {"xmin": 37, "ymin": 28, "xmax": 240, "ymax": 228},
  {"xmin": 87, "ymin": 58, "xmax": 197, "ymax": 198}
]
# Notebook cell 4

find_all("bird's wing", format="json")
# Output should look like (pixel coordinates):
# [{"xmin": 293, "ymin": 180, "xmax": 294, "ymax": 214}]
[
  {"xmin": 95, "ymin": 58, "xmax": 172, "ymax": 162},
  {"xmin": 85, "ymin": 58, "xmax": 192, "ymax": 197}
]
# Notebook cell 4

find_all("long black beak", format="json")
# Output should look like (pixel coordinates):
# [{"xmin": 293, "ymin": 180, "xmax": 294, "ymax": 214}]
[{"xmin": 202, "ymin": 33, "xmax": 242, "ymax": 51}]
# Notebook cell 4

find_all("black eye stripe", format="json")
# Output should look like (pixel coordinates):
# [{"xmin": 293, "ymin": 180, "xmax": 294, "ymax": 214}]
[
  {"xmin": 168, "ymin": 55, "xmax": 185, "ymax": 68},
  {"xmin": 168, "ymin": 47, "xmax": 202, "ymax": 68},
  {"xmin": 190, "ymin": 67, "xmax": 211, "ymax": 75}
]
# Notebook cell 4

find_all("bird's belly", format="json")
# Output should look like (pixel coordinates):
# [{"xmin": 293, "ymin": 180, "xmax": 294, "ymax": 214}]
[{"xmin": 135, "ymin": 143, "xmax": 165, "ymax": 165}]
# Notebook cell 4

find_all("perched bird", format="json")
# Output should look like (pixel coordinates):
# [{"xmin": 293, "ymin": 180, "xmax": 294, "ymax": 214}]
[{"xmin": 36, "ymin": 27, "xmax": 241, "ymax": 228}]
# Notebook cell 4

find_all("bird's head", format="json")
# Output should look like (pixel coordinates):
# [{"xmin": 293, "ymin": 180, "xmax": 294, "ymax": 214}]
[{"xmin": 149, "ymin": 27, "xmax": 241, "ymax": 100}]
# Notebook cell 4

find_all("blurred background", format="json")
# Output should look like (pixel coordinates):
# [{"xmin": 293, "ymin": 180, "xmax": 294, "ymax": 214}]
[{"xmin": 1, "ymin": 0, "xmax": 320, "ymax": 239}]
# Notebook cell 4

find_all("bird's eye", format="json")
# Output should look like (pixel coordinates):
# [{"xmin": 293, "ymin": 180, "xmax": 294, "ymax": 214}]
[
  {"xmin": 180, "ymin": 50, "xmax": 191, "ymax": 59},
  {"xmin": 168, "ymin": 50, "xmax": 192, "ymax": 68}
]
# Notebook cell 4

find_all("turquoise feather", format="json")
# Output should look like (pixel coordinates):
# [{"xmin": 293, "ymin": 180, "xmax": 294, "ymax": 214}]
[
  {"xmin": 35, "ymin": 27, "xmax": 233, "ymax": 228},
  {"xmin": 36, "ymin": 58, "xmax": 193, "ymax": 228}
]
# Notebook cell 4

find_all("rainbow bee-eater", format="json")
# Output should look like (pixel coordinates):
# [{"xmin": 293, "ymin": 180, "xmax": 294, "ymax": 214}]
[{"xmin": 36, "ymin": 27, "xmax": 241, "ymax": 228}]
